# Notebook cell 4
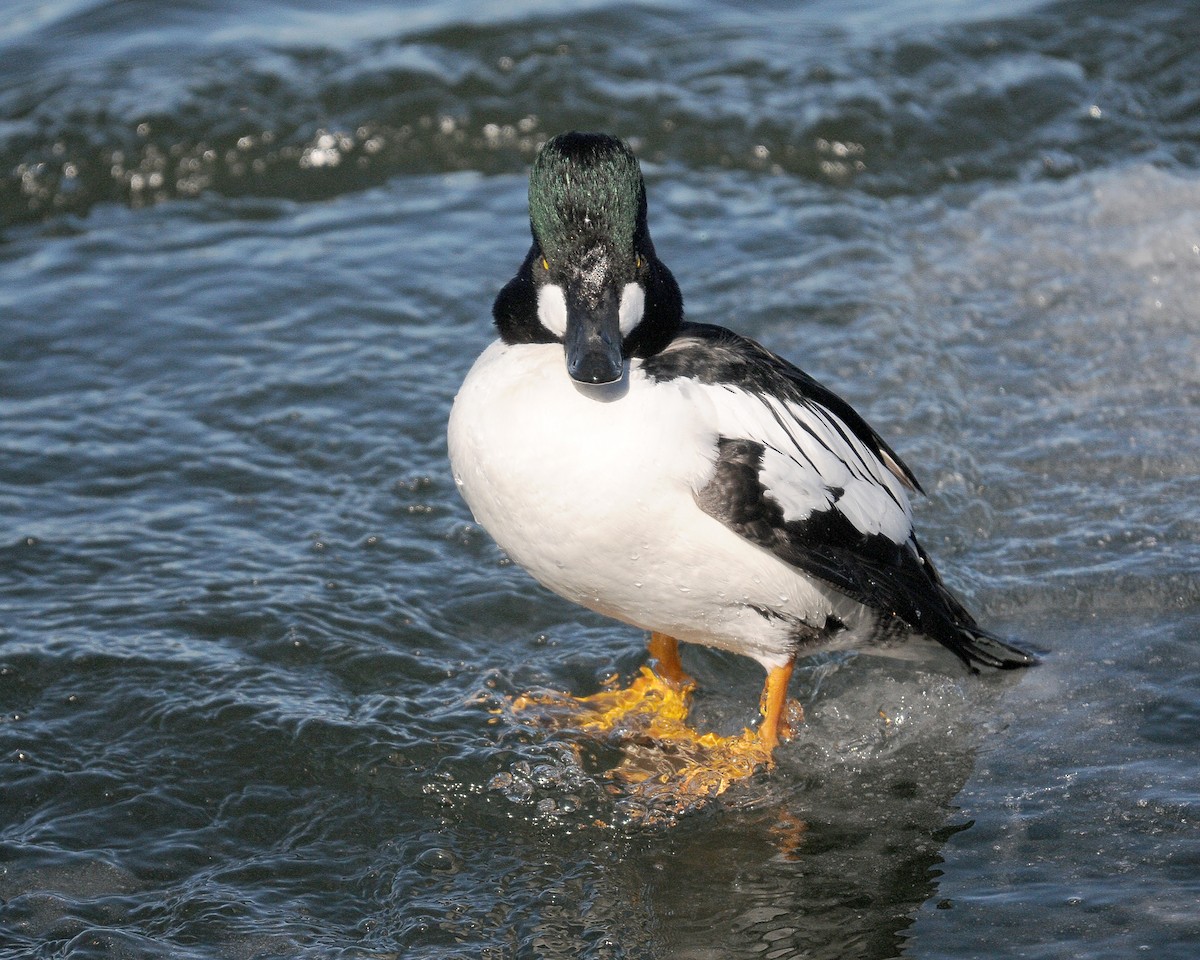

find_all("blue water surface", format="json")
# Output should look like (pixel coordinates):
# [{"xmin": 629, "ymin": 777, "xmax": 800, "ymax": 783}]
[{"xmin": 2, "ymin": 1, "xmax": 1199, "ymax": 957}]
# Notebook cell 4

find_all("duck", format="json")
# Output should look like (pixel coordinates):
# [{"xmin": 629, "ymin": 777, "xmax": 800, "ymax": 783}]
[{"xmin": 448, "ymin": 131, "xmax": 1034, "ymax": 780}]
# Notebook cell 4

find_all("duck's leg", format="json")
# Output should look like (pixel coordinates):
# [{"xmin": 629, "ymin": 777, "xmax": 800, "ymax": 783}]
[
  {"xmin": 647, "ymin": 632, "xmax": 695, "ymax": 691},
  {"xmin": 756, "ymin": 657, "xmax": 797, "ymax": 753},
  {"xmin": 616, "ymin": 656, "xmax": 802, "ymax": 800}
]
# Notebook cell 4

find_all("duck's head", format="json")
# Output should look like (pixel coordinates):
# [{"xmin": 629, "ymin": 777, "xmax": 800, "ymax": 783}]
[{"xmin": 493, "ymin": 132, "xmax": 682, "ymax": 385}]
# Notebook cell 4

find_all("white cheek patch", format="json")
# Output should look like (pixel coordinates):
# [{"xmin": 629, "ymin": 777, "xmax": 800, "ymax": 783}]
[
  {"xmin": 536, "ymin": 284, "xmax": 568, "ymax": 338},
  {"xmin": 618, "ymin": 283, "xmax": 645, "ymax": 335}
]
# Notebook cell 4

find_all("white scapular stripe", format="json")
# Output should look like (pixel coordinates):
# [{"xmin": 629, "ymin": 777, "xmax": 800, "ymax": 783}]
[{"xmin": 701, "ymin": 384, "xmax": 915, "ymax": 544}]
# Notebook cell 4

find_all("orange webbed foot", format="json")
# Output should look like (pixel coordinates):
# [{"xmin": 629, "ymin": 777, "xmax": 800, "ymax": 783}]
[{"xmin": 511, "ymin": 643, "xmax": 801, "ymax": 803}]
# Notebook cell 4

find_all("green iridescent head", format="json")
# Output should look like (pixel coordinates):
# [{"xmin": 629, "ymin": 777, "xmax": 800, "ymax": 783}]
[{"xmin": 527, "ymin": 132, "xmax": 646, "ymax": 267}]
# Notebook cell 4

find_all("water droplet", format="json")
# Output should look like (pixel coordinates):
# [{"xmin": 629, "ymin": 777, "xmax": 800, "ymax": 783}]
[{"xmin": 414, "ymin": 847, "xmax": 462, "ymax": 874}]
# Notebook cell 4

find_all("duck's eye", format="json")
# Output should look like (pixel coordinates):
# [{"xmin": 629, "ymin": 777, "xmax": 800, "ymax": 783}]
[
  {"xmin": 541, "ymin": 257, "xmax": 549, "ymax": 271},
  {"xmin": 635, "ymin": 254, "xmax": 644, "ymax": 270}
]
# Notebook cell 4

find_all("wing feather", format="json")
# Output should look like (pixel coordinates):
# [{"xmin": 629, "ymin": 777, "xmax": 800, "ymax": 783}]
[
  {"xmin": 641, "ymin": 323, "xmax": 1036, "ymax": 670},
  {"xmin": 694, "ymin": 379, "xmax": 916, "ymax": 546}
]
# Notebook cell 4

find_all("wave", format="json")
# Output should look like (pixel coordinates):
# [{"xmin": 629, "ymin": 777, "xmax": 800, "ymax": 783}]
[{"xmin": 2, "ymin": 0, "xmax": 1197, "ymax": 226}]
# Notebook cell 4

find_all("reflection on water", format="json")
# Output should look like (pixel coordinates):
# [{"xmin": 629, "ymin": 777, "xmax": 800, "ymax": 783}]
[{"xmin": 396, "ymin": 654, "xmax": 1007, "ymax": 959}]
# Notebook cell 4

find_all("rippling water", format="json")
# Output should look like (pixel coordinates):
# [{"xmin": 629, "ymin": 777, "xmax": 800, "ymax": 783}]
[{"xmin": 3, "ymin": 1, "xmax": 1199, "ymax": 957}]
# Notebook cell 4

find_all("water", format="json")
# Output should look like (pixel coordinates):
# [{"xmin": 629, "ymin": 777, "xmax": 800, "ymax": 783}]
[{"xmin": 2, "ymin": 0, "xmax": 1198, "ymax": 956}]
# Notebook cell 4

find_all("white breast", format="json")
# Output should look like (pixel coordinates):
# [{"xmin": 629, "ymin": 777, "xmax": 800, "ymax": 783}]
[{"xmin": 447, "ymin": 340, "xmax": 847, "ymax": 669}]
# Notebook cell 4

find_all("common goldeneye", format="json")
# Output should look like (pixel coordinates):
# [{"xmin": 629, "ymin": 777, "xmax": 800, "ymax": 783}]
[{"xmin": 448, "ymin": 132, "xmax": 1033, "ymax": 769}]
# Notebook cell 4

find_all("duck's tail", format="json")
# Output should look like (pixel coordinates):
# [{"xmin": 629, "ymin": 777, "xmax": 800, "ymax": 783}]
[{"xmin": 945, "ymin": 623, "xmax": 1038, "ymax": 672}]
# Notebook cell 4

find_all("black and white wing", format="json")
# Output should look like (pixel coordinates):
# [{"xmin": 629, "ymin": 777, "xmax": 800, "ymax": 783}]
[{"xmin": 644, "ymin": 323, "xmax": 1035, "ymax": 670}]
